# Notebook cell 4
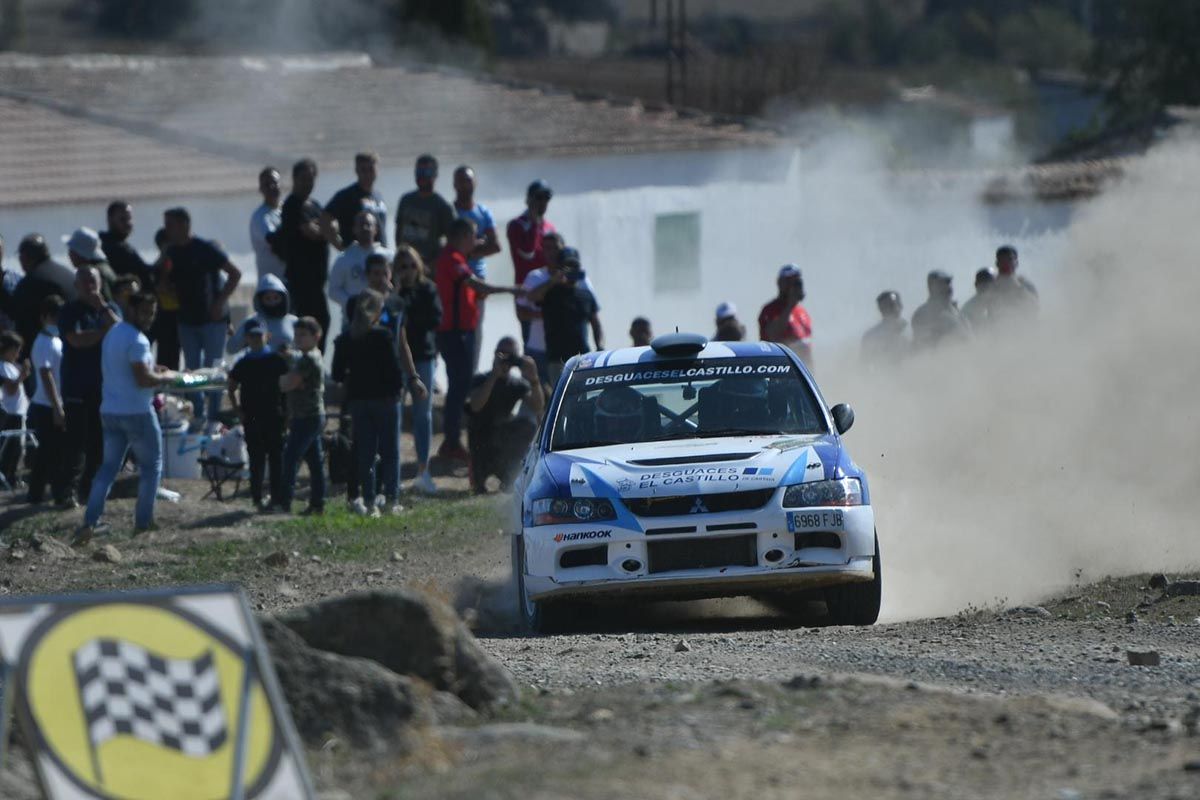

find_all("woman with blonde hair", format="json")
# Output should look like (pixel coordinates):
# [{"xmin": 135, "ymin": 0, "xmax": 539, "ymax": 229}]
[
  {"xmin": 395, "ymin": 245, "xmax": 442, "ymax": 493},
  {"xmin": 332, "ymin": 288, "xmax": 426, "ymax": 516}
]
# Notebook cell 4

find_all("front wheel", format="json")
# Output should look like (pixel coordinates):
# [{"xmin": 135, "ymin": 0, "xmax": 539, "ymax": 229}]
[
  {"xmin": 824, "ymin": 532, "xmax": 882, "ymax": 626},
  {"xmin": 513, "ymin": 535, "xmax": 573, "ymax": 634}
]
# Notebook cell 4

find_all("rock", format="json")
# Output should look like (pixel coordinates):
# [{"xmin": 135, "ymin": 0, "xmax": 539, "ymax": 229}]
[
  {"xmin": 586, "ymin": 708, "xmax": 615, "ymax": 723},
  {"xmin": 1183, "ymin": 760, "xmax": 1200, "ymax": 772},
  {"xmin": 1127, "ymin": 650, "xmax": 1161, "ymax": 667},
  {"xmin": 7, "ymin": 549, "xmax": 25, "ymax": 562},
  {"xmin": 390, "ymin": 551, "xmax": 405, "ymax": 563},
  {"xmin": 264, "ymin": 550, "xmax": 289, "ymax": 567},
  {"xmin": 1006, "ymin": 606, "xmax": 1051, "ymax": 619},
  {"xmin": 675, "ymin": 639, "xmax": 692, "ymax": 652},
  {"xmin": 26, "ymin": 534, "xmax": 75, "ymax": 560},
  {"xmin": 1125, "ymin": 611, "xmax": 1139, "ymax": 624},
  {"xmin": 366, "ymin": 568, "xmax": 384, "ymax": 576},
  {"xmin": 784, "ymin": 674, "xmax": 823, "ymax": 690},
  {"xmin": 278, "ymin": 590, "xmax": 519, "ymax": 711},
  {"xmin": 92, "ymin": 545, "xmax": 122, "ymax": 564},
  {"xmin": 1094, "ymin": 601, "xmax": 1111, "ymax": 612},
  {"xmin": 1148, "ymin": 573, "xmax": 1170, "ymax": 590},
  {"xmin": 309, "ymin": 555, "xmax": 322, "ymax": 564},
  {"xmin": 258, "ymin": 617, "xmax": 458, "ymax": 752},
  {"xmin": 1164, "ymin": 580, "xmax": 1200, "ymax": 597}
]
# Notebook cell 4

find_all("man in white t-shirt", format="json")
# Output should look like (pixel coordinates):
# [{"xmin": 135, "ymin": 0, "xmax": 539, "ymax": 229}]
[
  {"xmin": 75, "ymin": 292, "xmax": 180, "ymax": 545},
  {"xmin": 0, "ymin": 329, "xmax": 30, "ymax": 489},
  {"xmin": 27, "ymin": 294, "xmax": 69, "ymax": 505},
  {"xmin": 250, "ymin": 167, "xmax": 287, "ymax": 280},
  {"xmin": 329, "ymin": 210, "xmax": 391, "ymax": 325}
]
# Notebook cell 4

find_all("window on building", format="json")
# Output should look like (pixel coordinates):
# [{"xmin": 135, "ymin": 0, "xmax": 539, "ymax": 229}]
[{"xmin": 654, "ymin": 212, "xmax": 701, "ymax": 291}]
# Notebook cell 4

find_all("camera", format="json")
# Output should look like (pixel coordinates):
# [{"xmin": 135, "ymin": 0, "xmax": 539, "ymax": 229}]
[
  {"xmin": 502, "ymin": 352, "xmax": 523, "ymax": 367},
  {"xmin": 563, "ymin": 268, "xmax": 586, "ymax": 283}
]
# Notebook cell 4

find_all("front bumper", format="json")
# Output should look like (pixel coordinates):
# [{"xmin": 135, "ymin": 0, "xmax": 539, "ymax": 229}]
[{"xmin": 520, "ymin": 503, "xmax": 876, "ymax": 603}]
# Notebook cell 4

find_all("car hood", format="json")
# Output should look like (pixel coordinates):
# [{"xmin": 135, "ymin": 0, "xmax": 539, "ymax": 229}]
[{"xmin": 542, "ymin": 434, "xmax": 845, "ymax": 499}]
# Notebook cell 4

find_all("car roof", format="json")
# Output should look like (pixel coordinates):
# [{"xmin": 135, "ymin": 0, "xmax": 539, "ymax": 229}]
[{"xmin": 574, "ymin": 340, "xmax": 791, "ymax": 370}]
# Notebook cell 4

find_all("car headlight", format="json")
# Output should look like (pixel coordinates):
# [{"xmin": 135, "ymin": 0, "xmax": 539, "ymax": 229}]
[
  {"xmin": 531, "ymin": 497, "xmax": 617, "ymax": 526},
  {"xmin": 781, "ymin": 478, "xmax": 863, "ymax": 508}
]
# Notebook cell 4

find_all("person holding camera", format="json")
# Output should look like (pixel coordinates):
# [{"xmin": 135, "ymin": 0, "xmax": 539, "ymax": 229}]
[
  {"xmin": 528, "ymin": 247, "xmax": 603, "ymax": 389},
  {"xmin": 465, "ymin": 336, "xmax": 544, "ymax": 494}
]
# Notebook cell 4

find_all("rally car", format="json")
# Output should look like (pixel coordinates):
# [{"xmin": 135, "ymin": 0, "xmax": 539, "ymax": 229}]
[{"xmin": 511, "ymin": 333, "xmax": 881, "ymax": 633}]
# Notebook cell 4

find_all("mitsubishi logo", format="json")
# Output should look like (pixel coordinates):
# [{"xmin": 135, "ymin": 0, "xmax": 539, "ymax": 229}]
[{"xmin": 688, "ymin": 497, "xmax": 710, "ymax": 514}]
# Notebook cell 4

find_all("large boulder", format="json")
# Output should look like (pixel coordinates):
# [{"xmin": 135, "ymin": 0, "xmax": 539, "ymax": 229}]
[
  {"xmin": 260, "ymin": 617, "xmax": 471, "ymax": 752},
  {"xmin": 277, "ymin": 590, "xmax": 518, "ymax": 711}
]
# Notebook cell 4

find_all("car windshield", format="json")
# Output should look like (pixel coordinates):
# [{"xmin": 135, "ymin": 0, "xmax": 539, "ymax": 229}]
[{"xmin": 550, "ymin": 356, "xmax": 828, "ymax": 451}]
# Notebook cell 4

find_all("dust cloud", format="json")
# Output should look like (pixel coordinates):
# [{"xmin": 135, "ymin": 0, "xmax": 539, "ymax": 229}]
[{"xmin": 819, "ymin": 132, "xmax": 1200, "ymax": 620}]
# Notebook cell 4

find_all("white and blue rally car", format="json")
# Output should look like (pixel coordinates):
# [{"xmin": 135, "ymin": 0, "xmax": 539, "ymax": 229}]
[{"xmin": 511, "ymin": 333, "xmax": 881, "ymax": 632}]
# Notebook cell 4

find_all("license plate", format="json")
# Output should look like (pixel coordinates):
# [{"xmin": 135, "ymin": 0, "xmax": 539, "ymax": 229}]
[{"xmin": 787, "ymin": 510, "xmax": 844, "ymax": 532}]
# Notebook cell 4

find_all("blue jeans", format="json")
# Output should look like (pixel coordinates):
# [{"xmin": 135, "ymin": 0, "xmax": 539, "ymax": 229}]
[
  {"xmin": 178, "ymin": 321, "xmax": 227, "ymax": 422},
  {"xmin": 407, "ymin": 359, "xmax": 435, "ymax": 466},
  {"xmin": 280, "ymin": 415, "xmax": 325, "ymax": 510},
  {"xmin": 85, "ymin": 412, "xmax": 162, "ymax": 529},
  {"xmin": 351, "ymin": 398, "xmax": 400, "ymax": 502},
  {"xmin": 436, "ymin": 330, "xmax": 476, "ymax": 450}
]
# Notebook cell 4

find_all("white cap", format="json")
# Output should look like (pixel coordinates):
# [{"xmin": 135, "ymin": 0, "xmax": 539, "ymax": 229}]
[
  {"xmin": 63, "ymin": 227, "xmax": 104, "ymax": 262},
  {"xmin": 715, "ymin": 302, "xmax": 737, "ymax": 321}
]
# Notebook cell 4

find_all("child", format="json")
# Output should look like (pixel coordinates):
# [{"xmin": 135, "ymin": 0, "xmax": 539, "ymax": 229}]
[
  {"xmin": 0, "ymin": 331, "xmax": 30, "ymax": 489},
  {"xmin": 227, "ymin": 320, "xmax": 288, "ymax": 510},
  {"xmin": 27, "ymin": 295, "xmax": 70, "ymax": 505},
  {"xmin": 277, "ymin": 317, "xmax": 326, "ymax": 514}
]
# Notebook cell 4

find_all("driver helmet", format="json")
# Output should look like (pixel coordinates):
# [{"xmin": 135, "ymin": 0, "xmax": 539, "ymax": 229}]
[
  {"xmin": 595, "ymin": 386, "xmax": 644, "ymax": 442},
  {"xmin": 717, "ymin": 376, "xmax": 770, "ymax": 425}
]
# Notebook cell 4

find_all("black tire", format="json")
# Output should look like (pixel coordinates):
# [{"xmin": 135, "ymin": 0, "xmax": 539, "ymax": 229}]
[
  {"xmin": 513, "ymin": 535, "xmax": 574, "ymax": 634},
  {"xmin": 824, "ymin": 532, "xmax": 882, "ymax": 626}
]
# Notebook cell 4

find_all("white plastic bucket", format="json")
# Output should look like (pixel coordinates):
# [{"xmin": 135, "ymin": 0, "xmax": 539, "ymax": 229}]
[{"xmin": 163, "ymin": 428, "xmax": 208, "ymax": 480}]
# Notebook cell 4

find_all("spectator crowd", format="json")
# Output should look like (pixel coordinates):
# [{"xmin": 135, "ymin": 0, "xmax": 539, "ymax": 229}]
[{"xmin": 0, "ymin": 152, "xmax": 1037, "ymax": 543}]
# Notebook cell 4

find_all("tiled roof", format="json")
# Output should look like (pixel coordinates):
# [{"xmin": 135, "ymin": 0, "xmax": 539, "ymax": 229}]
[{"xmin": 0, "ymin": 53, "xmax": 782, "ymax": 207}]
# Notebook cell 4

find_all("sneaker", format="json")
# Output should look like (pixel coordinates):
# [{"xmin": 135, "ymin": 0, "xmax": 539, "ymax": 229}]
[
  {"xmin": 368, "ymin": 506, "xmax": 381, "ymax": 519},
  {"xmin": 373, "ymin": 494, "xmax": 386, "ymax": 509},
  {"xmin": 71, "ymin": 522, "xmax": 110, "ymax": 548},
  {"xmin": 387, "ymin": 503, "xmax": 406, "ymax": 516},
  {"xmin": 349, "ymin": 498, "xmax": 370, "ymax": 516},
  {"xmin": 414, "ymin": 472, "xmax": 437, "ymax": 495}
]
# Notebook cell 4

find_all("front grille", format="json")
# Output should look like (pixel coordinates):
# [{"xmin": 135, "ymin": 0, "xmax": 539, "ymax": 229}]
[
  {"xmin": 647, "ymin": 534, "xmax": 758, "ymax": 574},
  {"xmin": 622, "ymin": 488, "xmax": 775, "ymax": 518}
]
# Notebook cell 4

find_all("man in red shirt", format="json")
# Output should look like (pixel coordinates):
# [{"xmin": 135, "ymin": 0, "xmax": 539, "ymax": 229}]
[
  {"xmin": 436, "ymin": 218, "xmax": 518, "ymax": 461},
  {"xmin": 506, "ymin": 180, "xmax": 555, "ymax": 346},
  {"xmin": 758, "ymin": 264, "xmax": 813, "ymax": 367}
]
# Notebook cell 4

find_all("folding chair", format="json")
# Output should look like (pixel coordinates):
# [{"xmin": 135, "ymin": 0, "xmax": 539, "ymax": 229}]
[{"xmin": 198, "ymin": 457, "xmax": 244, "ymax": 501}]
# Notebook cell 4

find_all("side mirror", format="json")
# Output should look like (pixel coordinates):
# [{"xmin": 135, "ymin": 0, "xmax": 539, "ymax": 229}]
[{"xmin": 831, "ymin": 403, "xmax": 855, "ymax": 435}]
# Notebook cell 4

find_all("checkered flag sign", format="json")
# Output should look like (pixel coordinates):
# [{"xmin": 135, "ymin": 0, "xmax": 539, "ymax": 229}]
[{"xmin": 73, "ymin": 639, "xmax": 229, "ymax": 758}]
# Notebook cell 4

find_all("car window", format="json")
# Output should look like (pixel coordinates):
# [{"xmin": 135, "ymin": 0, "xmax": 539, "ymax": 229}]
[{"xmin": 550, "ymin": 357, "xmax": 828, "ymax": 451}]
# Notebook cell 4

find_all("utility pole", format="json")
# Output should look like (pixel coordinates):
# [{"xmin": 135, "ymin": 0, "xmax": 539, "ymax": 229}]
[{"xmin": 661, "ymin": 0, "xmax": 687, "ymax": 106}]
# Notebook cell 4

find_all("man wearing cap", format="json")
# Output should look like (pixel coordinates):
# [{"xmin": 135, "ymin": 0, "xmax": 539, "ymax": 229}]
[
  {"xmin": 758, "ymin": 264, "xmax": 813, "ymax": 367},
  {"xmin": 100, "ymin": 201, "xmax": 153, "ymax": 289},
  {"xmin": 395, "ymin": 154, "xmax": 455, "ymax": 268},
  {"xmin": 713, "ymin": 302, "xmax": 746, "ymax": 342},
  {"xmin": 911, "ymin": 271, "xmax": 969, "ymax": 351},
  {"xmin": 987, "ymin": 245, "xmax": 1039, "ymax": 324},
  {"xmin": 65, "ymin": 227, "xmax": 119, "ymax": 299},
  {"xmin": 507, "ymin": 180, "xmax": 556, "ymax": 347},
  {"xmin": 537, "ymin": 246, "xmax": 603, "ymax": 388},
  {"xmin": 861, "ymin": 291, "xmax": 909, "ymax": 365}
]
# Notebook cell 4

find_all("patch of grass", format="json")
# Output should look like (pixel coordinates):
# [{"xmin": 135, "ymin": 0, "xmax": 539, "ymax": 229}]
[{"xmin": 161, "ymin": 494, "xmax": 510, "ymax": 584}]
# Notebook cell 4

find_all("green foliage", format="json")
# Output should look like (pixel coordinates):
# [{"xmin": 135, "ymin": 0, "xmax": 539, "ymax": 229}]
[{"xmin": 1090, "ymin": 0, "xmax": 1200, "ymax": 124}]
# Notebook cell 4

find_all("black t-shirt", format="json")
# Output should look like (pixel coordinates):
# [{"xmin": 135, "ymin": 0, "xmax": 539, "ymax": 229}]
[
  {"xmin": 396, "ymin": 191, "xmax": 455, "ymax": 265},
  {"xmin": 542, "ymin": 283, "xmax": 598, "ymax": 362},
  {"xmin": 326, "ymin": 183, "xmax": 387, "ymax": 250},
  {"xmin": 396, "ymin": 282, "xmax": 442, "ymax": 362},
  {"xmin": 467, "ymin": 372, "xmax": 530, "ymax": 430},
  {"xmin": 58, "ymin": 299, "xmax": 120, "ymax": 401},
  {"xmin": 99, "ymin": 231, "xmax": 152, "ymax": 288},
  {"xmin": 280, "ymin": 193, "xmax": 329, "ymax": 294},
  {"xmin": 166, "ymin": 238, "xmax": 229, "ymax": 325},
  {"xmin": 331, "ymin": 327, "xmax": 403, "ymax": 401},
  {"xmin": 230, "ymin": 351, "xmax": 288, "ymax": 417}
]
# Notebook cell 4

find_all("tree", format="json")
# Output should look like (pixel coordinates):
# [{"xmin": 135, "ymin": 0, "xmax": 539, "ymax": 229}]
[{"xmin": 1090, "ymin": 1, "xmax": 1200, "ymax": 124}]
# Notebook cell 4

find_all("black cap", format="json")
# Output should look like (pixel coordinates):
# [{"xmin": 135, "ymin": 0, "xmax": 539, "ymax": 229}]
[
  {"xmin": 244, "ymin": 318, "xmax": 265, "ymax": 335},
  {"xmin": 560, "ymin": 246, "xmax": 581, "ymax": 267},
  {"xmin": 527, "ymin": 179, "xmax": 553, "ymax": 199},
  {"xmin": 927, "ymin": 270, "xmax": 952, "ymax": 283}
]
